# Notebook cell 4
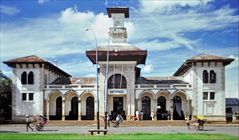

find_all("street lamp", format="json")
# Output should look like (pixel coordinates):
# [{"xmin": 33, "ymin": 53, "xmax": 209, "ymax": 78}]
[
  {"xmin": 85, "ymin": 28, "xmax": 100, "ymax": 131},
  {"xmin": 104, "ymin": 36, "xmax": 110, "ymax": 130}
]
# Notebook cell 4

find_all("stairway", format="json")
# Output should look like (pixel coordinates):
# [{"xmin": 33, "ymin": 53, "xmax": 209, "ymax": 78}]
[{"xmin": 47, "ymin": 120, "xmax": 187, "ymax": 127}]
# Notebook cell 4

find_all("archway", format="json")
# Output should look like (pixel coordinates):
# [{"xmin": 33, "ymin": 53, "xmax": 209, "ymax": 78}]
[
  {"xmin": 55, "ymin": 96, "xmax": 62, "ymax": 120},
  {"xmin": 69, "ymin": 97, "xmax": 78, "ymax": 120},
  {"xmin": 157, "ymin": 96, "xmax": 167, "ymax": 120},
  {"xmin": 142, "ymin": 96, "xmax": 151, "ymax": 120},
  {"xmin": 86, "ymin": 96, "xmax": 94, "ymax": 120},
  {"xmin": 108, "ymin": 74, "xmax": 127, "ymax": 89},
  {"xmin": 173, "ymin": 96, "xmax": 184, "ymax": 120}
]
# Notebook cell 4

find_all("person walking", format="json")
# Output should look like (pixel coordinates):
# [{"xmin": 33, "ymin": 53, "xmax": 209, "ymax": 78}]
[
  {"xmin": 185, "ymin": 117, "xmax": 190, "ymax": 130},
  {"xmin": 26, "ymin": 115, "xmax": 33, "ymax": 131},
  {"xmin": 115, "ymin": 114, "xmax": 123, "ymax": 127},
  {"xmin": 106, "ymin": 114, "xmax": 111, "ymax": 127},
  {"xmin": 135, "ymin": 111, "xmax": 139, "ymax": 121}
]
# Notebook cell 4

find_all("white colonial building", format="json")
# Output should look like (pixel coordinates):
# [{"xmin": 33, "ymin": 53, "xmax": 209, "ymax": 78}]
[{"xmin": 4, "ymin": 7, "xmax": 234, "ymax": 122}]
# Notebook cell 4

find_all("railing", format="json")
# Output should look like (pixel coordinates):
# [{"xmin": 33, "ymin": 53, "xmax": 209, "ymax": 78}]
[
  {"xmin": 44, "ymin": 84, "xmax": 95, "ymax": 89},
  {"xmin": 135, "ymin": 84, "xmax": 191, "ymax": 89}
]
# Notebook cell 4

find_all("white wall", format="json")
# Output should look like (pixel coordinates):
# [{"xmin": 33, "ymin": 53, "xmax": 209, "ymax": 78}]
[{"xmin": 186, "ymin": 62, "xmax": 225, "ymax": 118}]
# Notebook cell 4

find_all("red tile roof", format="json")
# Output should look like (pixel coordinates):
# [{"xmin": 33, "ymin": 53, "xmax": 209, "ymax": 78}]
[
  {"xmin": 4, "ymin": 55, "xmax": 47, "ymax": 63},
  {"xmin": 188, "ymin": 53, "xmax": 232, "ymax": 61},
  {"xmin": 174, "ymin": 53, "xmax": 234, "ymax": 76},
  {"xmin": 3, "ymin": 55, "xmax": 71, "ymax": 77}
]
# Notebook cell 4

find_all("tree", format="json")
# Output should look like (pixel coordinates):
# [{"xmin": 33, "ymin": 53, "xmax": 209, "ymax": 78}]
[{"xmin": 0, "ymin": 70, "xmax": 12, "ymax": 122}]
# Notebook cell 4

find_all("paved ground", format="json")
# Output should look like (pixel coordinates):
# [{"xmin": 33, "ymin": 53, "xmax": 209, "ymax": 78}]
[{"xmin": 0, "ymin": 124, "xmax": 239, "ymax": 136}]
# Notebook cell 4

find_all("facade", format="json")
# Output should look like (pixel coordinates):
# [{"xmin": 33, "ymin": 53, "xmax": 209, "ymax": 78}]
[
  {"xmin": 226, "ymin": 98, "xmax": 239, "ymax": 122},
  {"xmin": 4, "ymin": 7, "xmax": 234, "ymax": 122}
]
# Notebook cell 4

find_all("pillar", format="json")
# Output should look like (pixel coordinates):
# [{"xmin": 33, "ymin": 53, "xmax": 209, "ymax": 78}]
[
  {"xmin": 46, "ymin": 99, "xmax": 49, "ymax": 119},
  {"xmin": 153, "ymin": 99, "xmax": 157, "ymax": 120},
  {"xmin": 62, "ymin": 98, "xmax": 65, "ymax": 121},
  {"xmin": 78, "ymin": 99, "xmax": 81, "ymax": 121},
  {"xmin": 170, "ymin": 99, "xmax": 173, "ymax": 120}
]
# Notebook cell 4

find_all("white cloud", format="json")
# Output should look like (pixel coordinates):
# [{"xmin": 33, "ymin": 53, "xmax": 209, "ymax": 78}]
[
  {"xmin": 1, "ymin": 6, "xmax": 112, "ymax": 61},
  {"xmin": 226, "ymin": 55, "xmax": 239, "ymax": 70},
  {"xmin": 0, "ymin": 5, "xmax": 20, "ymax": 15},
  {"xmin": 140, "ymin": 0, "xmax": 214, "ymax": 13},
  {"xmin": 142, "ymin": 64, "xmax": 154, "ymax": 73},
  {"xmin": 128, "ymin": 5, "xmax": 237, "ymax": 51},
  {"xmin": 38, "ymin": 0, "xmax": 49, "ymax": 4},
  {"xmin": 58, "ymin": 58, "xmax": 96, "ymax": 77}
]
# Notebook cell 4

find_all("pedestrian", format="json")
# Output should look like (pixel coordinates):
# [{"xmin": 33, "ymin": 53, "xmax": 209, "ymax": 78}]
[
  {"xmin": 115, "ymin": 114, "xmax": 123, "ymax": 127},
  {"xmin": 140, "ymin": 111, "xmax": 144, "ymax": 120},
  {"xmin": 185, "ymin": 117, "xmax": 190, "ymax": 130},
  {"xmin": 135, "ymin": 110, "xmax": 139, "ymax": 121},
  {"xmin": 25, "ymin": 115, "xmax": 33, "ymax": 131},
  {"xmin": 151, "ymin": 111, "xmax": 155, "ymax": 120},
  {"xmin": 107, "ymin": 114, "xmax": 111, "ymax": 127}
]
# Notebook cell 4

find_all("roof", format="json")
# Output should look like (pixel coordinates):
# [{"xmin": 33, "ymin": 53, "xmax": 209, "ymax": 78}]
[
  {"xmin": 50, "ymin": 77, "xmax": 72, "ymax": 85},
  {"xmin": 71, "ymin": 77, "xmax": 96, "ymax": 84},
  {"xmin": 188, "ymin": 53, "xmax": 233, "ymax": 61},
  {"xmin": 3, "ymin": 55, "xmax": 71, "ymax": 77},
  {"xmin": 226, "ymin": 98, "xmax": 239, "ymax": 106},
  {"xmin": 86, "ymin": 43, "xmax": 147, "ymax": 64},
  {"xmin": 136, "ymin": 77, "xmax": 188, "ymax": 84},
  {"xmin": 174, "ymin": 53, "xmax": 234, "ymax": 76},
  {"xmin": 107, "ymin": 7, "xmax": 129, "ymax": 18}
]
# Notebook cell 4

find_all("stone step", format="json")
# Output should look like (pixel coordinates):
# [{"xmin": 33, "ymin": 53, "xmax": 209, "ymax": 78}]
[{"xmin": 47, "ymin": 120, "xmax": 187, "ymax": 126}]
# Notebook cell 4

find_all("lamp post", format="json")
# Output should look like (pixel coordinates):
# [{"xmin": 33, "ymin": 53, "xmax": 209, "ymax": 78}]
[
  {"xmin": 85, "ymin": 28, "xmax": 100, "ymax": 131},
  {"xmin": 104, "ymin": 37, "xmax": 110, "ymax": 130}
]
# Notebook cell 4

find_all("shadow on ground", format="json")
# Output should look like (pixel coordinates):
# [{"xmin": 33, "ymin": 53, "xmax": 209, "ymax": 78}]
[{"xmin": 0, "ymin": 131, "xmax": 19, "ymax": 133}]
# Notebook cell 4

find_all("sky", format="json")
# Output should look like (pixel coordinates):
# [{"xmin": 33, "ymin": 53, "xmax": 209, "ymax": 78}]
[{"xmin": 0, "ymin": 0, "xmax": 238, "ymax": 98}]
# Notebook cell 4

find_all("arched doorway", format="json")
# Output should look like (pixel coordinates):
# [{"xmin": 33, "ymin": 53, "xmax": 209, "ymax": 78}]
[
  {"xmin": 157, "ymin": 96, "xmax": 167, "ymax": 120},
  {"xmin": 70, "ymin": 97, "xmax": 78, "ymax": 120},
  {"xmin": 142, "ymin": 96, "xmax": 151, "ymax": 120},
  {"xmin": 86, "ymin": 96, "xmax": 94, "ymax": 120},
  {"xmin": 173, "ymin": 96, "xmax": 184, "ymax": 120},
  {"xmin": 55, "ymin": 96, "xmax": 62, "ymax": 120},
  {"xmin": 108, "ymin": 74, "xmax": 127, "ymax": 89}
]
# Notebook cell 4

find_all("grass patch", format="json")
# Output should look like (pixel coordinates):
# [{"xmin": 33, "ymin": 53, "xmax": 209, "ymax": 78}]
[{"xmin": 0, "ymin": 133, "xmax": 238, "ymax": 140}]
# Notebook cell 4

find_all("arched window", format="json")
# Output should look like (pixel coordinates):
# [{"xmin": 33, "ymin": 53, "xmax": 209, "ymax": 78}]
[
  {"xmin": 28, "ymin": 71, "xmax": 34, "ymax": 84},
  {"xmin": 210, "ymin": 70, "xmax": 216, "ymax": 83},
  {"xmin": 157, "ymin": 96, "xmax": 166, "ymax": 112},
  {"xmin": 203, "ymin": 70, "xmax": 208, "ymax": 83},
  {"xmin": 142, "ymin": 96, "xmax": 151, "ymax": 120},
  {"xmin": 21, "ymin": 71, "xmax": 27, "ymax": 84},
  {"xmin": 108, "ymin": 74, "xmax": 127, "ymax": 89},
  {"xmin": 173, "ymin": 96, "xmax": 183, "ymax": 120},
  {"xmin": 56, "ymin": 96, "xmax": 62, "ymax": 120},
  {"xmin": 86, "ymin": 96, "xmax": 94, "ymax": 120}
]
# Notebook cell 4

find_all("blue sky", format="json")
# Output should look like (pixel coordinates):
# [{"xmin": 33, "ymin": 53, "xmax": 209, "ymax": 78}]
[{"xmin": 0, "ymin": 0, "xmax": 238, "ymax": 98}]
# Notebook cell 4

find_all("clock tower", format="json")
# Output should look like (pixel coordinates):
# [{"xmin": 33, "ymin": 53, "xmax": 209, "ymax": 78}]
[{"xmin": 107, "ymin": 7, "xmax": 129, "ymax": 43}]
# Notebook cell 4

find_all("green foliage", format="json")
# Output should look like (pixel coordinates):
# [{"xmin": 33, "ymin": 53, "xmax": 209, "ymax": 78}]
[
  {"xmin": 0, "ymin": 133, "xmax": 238, "ymax": 140},
  {"xmin": 0, "ymin": 71, "xmax": 12, "ymax": 120}
]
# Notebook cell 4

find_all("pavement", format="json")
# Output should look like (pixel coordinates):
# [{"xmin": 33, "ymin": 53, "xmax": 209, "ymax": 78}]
[{"xmin": 0, "ymin": 124, "xmax": 239, "ymax": 137}]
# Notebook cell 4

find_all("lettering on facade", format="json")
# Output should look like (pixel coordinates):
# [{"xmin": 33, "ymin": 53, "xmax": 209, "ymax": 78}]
[{"xmin": 108, "ymin": 89, "xmax": 127, "ymax": 95}]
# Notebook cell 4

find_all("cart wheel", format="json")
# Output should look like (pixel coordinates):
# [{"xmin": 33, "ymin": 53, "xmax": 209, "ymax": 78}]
[
  {"xmin": 198, "ymin": 125, "xmax": 203, "ymax": 130},
  {"xmin": 35, "ymin": 124, "xmax": 41, "ymax": 131}
]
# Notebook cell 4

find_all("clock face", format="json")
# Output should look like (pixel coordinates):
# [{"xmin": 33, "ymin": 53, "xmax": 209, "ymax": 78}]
[{"xmin": 114, "ymin": 20, "xmax": 120, "ymax": 27}]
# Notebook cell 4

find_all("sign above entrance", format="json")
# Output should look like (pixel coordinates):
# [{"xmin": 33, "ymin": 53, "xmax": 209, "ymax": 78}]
[{"xmin": 108, "ymin": 89, "xmax": 127, "ymax": 95}]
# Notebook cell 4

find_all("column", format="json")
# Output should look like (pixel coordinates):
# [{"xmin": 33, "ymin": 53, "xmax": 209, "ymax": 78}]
[
  {"xmin": 78, "ymin": 99, "xmax": 81, "ymax": 121},
  {"xmin": 188, "ymin": 100, "xmax": 192, "ymax": 120},
  {"xmin": 46, "ymin": 99, "xmax": 49, "ymax": 119},
  {"xmin": 170, "ymin": 99, "xmax": 173, "ymax": 120},
  {"xmin": 153, "ymin": 99, "xmax": 157, "ymax": 120},
  {"xmin": 62, "ymin": 98, "xmax": 65, "ymax": 121}
]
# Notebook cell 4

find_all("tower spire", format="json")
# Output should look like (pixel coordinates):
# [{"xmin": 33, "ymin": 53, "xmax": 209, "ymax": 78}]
[{"xmin": 107, "ymin": 7, "xmax": 129, "ymax": 43}]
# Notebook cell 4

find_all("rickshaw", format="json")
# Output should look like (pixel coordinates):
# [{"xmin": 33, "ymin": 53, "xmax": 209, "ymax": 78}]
[
  {"xmin": 196, "ymin": 115, "xmax": 206, "ymax": 130},
  {"xmin": 35, "ymin": 115, "xmax": 48, "ymax": 131}
]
